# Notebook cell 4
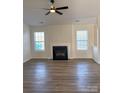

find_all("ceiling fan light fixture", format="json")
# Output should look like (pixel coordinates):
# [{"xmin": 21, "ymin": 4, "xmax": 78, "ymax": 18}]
[{"xmin": 50, "ymin": 9, "xmax": 55, "ymax": 13}]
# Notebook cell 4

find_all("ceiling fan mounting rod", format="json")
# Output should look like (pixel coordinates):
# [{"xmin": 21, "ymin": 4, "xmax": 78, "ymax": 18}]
[{"xmin": 50, "ymin": 0, "xmax": 54, "ymax": 4}]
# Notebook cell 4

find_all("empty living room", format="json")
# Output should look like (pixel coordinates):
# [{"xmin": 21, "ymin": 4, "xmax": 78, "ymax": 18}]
[
  {"xmin": 23, "ymin": 0, "xmax": 100, "ymax": 93},
  {"xmin": 2, "ymin": 0, "xmax": 124, "ymax": 93}
]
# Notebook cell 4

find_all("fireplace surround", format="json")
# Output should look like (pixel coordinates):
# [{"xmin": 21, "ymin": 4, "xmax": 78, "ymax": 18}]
[{"xmin": 53, "ymin": 46, "xmax": 68, "ymax": 60}]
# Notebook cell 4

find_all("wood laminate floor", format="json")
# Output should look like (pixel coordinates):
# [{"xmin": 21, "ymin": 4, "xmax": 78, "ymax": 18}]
[{"xmin": 23, "ymin": 59, "xmax": 100, "ymax": 93}]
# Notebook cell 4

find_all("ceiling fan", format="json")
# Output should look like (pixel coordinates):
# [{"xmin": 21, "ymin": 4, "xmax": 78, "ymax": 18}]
[{"xmin": 43, "ymin": 0, "xmax": 69, "ymax": 15}]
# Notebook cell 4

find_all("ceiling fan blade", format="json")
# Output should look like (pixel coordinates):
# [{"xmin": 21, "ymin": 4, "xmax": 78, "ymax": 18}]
[
  {"xmin": 56, "ymin": 6, "xmax": 69, "ymax": 10},
  {"xmin": 45, "ymin": 11, "xmax": 50, "ymax": 15},
  {"xmin": 55, "ymin": 10, "xmax": 63, "ymax": 15}
]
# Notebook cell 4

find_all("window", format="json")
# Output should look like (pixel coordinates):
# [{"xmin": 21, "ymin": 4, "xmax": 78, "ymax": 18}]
[
  {"xmin": 76, "ymin": 30, "xmax": 88, "ymax": 50},
  {"xmin": 34, "ymin": 32, "xmax": 45, "ymax": 51}
]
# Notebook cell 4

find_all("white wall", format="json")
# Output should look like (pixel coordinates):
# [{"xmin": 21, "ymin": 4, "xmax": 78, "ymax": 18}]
[
  {"xmin": 92, "ymin": 16, "xmax": 100, "ymax": 64},
  {"xmin": 72, "ymin": 23, "xmax": 95, "ymax": 58},
  {"xmin": 30, "ymin": 24, "xmax": 73, "ymax": 59},
  {"xmin": 23, "ymin": 24, "xmax": 31, "ymax": 62},
  {"xmin": 92, "ymin": 45, "xmax": 100, "ymax": 63},
  {"xmin": 30, "ymin": 23, "xmax": 97, "ymax": 59}
]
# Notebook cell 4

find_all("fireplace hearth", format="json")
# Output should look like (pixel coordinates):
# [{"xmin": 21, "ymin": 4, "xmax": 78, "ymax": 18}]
[{"xmin": 53, "ymin": 46, "xmax": 68, "ymax": 60}]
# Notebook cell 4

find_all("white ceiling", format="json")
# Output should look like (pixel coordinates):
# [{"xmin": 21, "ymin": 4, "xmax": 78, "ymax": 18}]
[{"xmin": 23, "ymin": 0, "xmax": 100, "ymax": 26}]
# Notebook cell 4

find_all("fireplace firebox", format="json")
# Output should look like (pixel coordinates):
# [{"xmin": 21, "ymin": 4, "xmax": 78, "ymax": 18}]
[{"xmin": 53, "ymin": 46, "xmax": 68, "ymax": 60}]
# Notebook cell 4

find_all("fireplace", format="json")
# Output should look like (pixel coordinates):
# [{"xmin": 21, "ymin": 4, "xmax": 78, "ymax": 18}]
[{"xmin": 53, "ymin": 46, "xmax": 68, "ymax": 60}]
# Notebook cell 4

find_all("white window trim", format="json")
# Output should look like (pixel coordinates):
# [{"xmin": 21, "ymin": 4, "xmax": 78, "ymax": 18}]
[
  {"xmin": 76, "ymin": 30, "xmax": 89, "ymax": 51},
  {"xmin": 34, "ymin": 32, "xmax": 45, "ymax": 51}
]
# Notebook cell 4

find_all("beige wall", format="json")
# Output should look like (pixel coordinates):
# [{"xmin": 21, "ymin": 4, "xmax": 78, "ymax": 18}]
[
  {"xmin": 23, "ymin": 24, "xmax": 31, "ymax": 62},
  {"xmin": 30, "ymin": 23, "xmax": 97, "ymax": 59}
]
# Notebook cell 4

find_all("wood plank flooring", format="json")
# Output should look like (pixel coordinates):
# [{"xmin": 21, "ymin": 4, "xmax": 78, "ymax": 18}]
[{"xmin": 23, "ymin": 59, "xmax": 100, "ymax": 93}]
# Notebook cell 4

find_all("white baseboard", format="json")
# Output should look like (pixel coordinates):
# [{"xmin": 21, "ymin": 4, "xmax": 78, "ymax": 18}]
[
  {"xmin": 31, "ymin": 57, "xmax": 93, "ymax": 60},
  {"xmin": 93, "ymin": 58, "xmax": 100, "ymax": 64}
]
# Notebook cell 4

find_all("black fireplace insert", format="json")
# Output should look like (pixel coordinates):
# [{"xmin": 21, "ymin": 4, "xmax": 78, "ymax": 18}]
[{"xmin": 53, "ymin": 46, "xmax": 68, "ymax": 60}]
